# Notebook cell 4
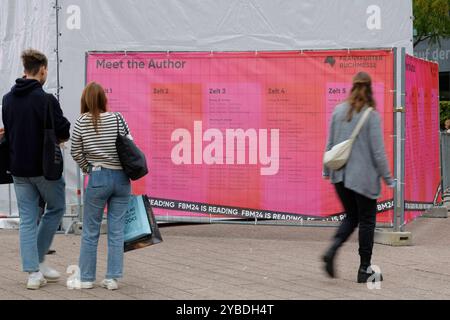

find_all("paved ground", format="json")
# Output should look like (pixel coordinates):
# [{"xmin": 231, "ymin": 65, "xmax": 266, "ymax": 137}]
[{"xmin": 1, "ymin": 216, "xmax": 450, "ymax": 300}]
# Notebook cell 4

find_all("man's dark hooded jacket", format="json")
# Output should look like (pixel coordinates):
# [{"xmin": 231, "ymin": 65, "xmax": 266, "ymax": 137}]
[{"xmin": 2, "ymin": 78, "xmax": 70, "ymax": 177}]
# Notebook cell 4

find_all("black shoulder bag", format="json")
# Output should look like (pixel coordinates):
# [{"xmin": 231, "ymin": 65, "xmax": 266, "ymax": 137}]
[
  {"xmin": 42, "ymin": 95, "xmax": 64, "ymax": 180},
  {"xmin": 115, "ymin": 113, "xmax": 148, "ymax": 180},
  {"xmin": 0, "ymin": 133, "xmax": 13, "ymax": 184}
]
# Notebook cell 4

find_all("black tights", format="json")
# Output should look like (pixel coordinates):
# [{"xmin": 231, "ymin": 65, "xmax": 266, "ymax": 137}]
[{"xmin": 330, "ymin": 182, "xmax": 377, "ymax": 267}]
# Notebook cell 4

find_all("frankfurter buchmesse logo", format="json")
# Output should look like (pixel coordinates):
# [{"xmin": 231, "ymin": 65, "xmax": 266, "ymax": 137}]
[
  {"xmin": 325, "ymin": 56, "xmax": 336, "ymax": 67},
  {"xmin": 171, "ymin": 121, "xmax": 280, "ymax": 176}
]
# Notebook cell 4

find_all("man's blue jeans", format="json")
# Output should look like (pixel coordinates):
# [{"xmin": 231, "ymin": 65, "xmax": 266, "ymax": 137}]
[
  {"xmin": 79, "ymin": 168, "xmax": 131, "ymax": 282},
  {"xmin": 13, "ymin": 176, "xmax": 66, "ymax": 272}
]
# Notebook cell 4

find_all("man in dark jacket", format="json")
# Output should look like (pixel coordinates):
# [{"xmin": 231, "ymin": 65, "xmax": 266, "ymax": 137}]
[{"xmin": 1, "ymin": 49, "xmax": 71, "ymax": 290}]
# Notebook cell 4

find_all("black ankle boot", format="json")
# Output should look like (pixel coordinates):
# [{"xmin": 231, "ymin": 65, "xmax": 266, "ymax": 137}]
[
  {"xmin": 357, "ymin": 266, "xmax": 383, "ymax": 283},
  {"xmin": 322, "ymin": 248, "xmax": 337, "ymax": 278}
]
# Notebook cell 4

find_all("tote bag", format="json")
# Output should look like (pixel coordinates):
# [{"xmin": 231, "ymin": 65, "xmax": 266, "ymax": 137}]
[
  {"xmin": 323, "ymin": 108, "xmax": 372, "ymax": 170},
  {"xmin": 124, "ymin": 195, "xmax": 151, "ymax": 242},
  {"xmin": 124, "ymin": 195, "xmax": 162, "ymax": 252}
]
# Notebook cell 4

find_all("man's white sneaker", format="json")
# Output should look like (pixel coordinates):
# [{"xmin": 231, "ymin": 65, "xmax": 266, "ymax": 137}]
[
  {"xmin": 101, "ymin": 279, "xmax": 118, "ymax": 290},
  {"xmin": 27, "ymin": 272, "xmax": 47, "ymax": 290},
  {"xmin": 39, "ymin": 263, "xmax": 60, "ymax": 282}
]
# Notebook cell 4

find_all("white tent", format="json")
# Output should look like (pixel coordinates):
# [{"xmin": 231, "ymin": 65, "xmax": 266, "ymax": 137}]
[{"xmin": 0, "ymin": 0, "xmax": 413, "ymax": 219}]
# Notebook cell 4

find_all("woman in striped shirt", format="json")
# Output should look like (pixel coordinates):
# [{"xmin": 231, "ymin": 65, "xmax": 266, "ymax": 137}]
[{"xmin": 71, "ymin": 82, "xmax": 131, "ymax": 290}]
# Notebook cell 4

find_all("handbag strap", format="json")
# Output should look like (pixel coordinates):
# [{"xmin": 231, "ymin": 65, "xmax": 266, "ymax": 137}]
[
  {"xmin": 115, "ymin": 113, "xmax": 120, "ymax": 137},
  {"xmin": 349, "ymin": 107, "xmax": 373, "ymax": 140},
  {"xmin": 114, "ymin": 112, "xmax": 129, "ymax": 136}
]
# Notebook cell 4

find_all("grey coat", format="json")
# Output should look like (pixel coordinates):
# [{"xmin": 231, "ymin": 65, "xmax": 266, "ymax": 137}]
[{"xmin": 324, "ymin": 102, "xmax": 394, "ymax": 199}]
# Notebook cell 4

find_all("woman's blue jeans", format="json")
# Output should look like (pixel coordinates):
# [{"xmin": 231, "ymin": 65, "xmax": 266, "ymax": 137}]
[{"xmin": 79, "ymin": 167, "xmax": 131, "ymax": 282}]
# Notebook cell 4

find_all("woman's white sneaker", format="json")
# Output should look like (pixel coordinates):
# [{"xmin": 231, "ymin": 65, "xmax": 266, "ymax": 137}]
[
  {"xmin": 66, "ymin": 279, "xmax": 94, "ymax": 289},
  {"xmin": 101, "ymin": 279, "xmax": 118, "ymax": 290},
  {"xmin": 80, "ymin": 281, "xmax": 94, "ymax": 289},
  {"xmin": 39, "ymin": 263, "xmax": 61, "ymax": 282},
  {"xmin": 27, "ymin": 271, "xmax": 47, "ymax": 290}
]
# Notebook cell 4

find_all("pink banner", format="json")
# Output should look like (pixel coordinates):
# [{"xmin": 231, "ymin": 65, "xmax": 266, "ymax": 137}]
[
  {"xmin": 86, "ymin": 51, "xmax": 395, "ymax": 222},
  {"xmin": 404, "ymin": 55, "xmax": 440, "ymax": 221}
]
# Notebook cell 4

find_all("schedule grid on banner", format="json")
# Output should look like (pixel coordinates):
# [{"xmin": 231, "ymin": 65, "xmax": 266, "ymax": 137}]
[
  {"xmin": 85, "ymin": 50, "xmax": 397, "ymax": 224},
  {"xmin": 404, "ymin": 55, "xmax": 440, "ymax": 223}
]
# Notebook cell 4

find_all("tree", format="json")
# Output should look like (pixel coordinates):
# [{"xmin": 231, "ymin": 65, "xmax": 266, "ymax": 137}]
[
  {"xmin": 440, "ymin": 101, "xmax": 450, "ymax": 128},
  {"xmin": 413, "ymin": 0, "xmax": 450, "ymax": 47}
]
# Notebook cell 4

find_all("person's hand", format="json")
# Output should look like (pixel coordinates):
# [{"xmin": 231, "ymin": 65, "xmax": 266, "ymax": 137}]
[
  {"xmin": 323, "ymin": 174, "xmax": 330, "ymax": 180},
  {"xmin": 387, "ymin": 179, "xmax": 396, "ymax": 189},
  {"xmin": 0, "ymin": 128, "xmax": 4, "ymax": 139}
]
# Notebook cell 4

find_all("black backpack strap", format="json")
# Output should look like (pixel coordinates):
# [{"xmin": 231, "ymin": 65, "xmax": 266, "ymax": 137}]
[{"xmin": 43, "ymin": 94, "xmax": 56, "ymax": 130}]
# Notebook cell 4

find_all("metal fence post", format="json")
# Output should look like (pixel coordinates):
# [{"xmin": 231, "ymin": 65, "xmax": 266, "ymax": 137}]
[
  {"xmin": 393, "ymin": 48, "xmax": 398, "ymax": 231},
  {"xmin": 393, "ymin": 47, "xmax": 406, "ymax": 232},
  {"xmin": 399, "ymin": 48, "xmax": 406, "ymax": 231}
]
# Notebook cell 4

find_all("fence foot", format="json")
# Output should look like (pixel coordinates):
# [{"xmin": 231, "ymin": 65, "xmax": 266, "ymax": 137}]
[
  {"xmin": 374, "ymin": 228, "xmax": 412, "ymax": 246},
  {"xmin": 421, "ymin": 206, "xmax": 448, "ymax": 219},
  {"xmin": 73, "ymin": 221, "xmax": 107, "ymax": 235},
  {"xmin": 0, "ymin": 218, "xmax": 20, "ymax": 230},
  {"xmin": 64, "ymin": 220, "xmax": 78, "ymax": 235}
]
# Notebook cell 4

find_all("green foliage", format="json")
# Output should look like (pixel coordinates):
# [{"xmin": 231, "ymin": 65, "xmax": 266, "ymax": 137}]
[
  {"xmin": 413, "ymin": 0, "xmax": 450, "ymax": 47},
  {"xmin": 440, "ymin": 101, "xmax": 450, "ymax": 128}
]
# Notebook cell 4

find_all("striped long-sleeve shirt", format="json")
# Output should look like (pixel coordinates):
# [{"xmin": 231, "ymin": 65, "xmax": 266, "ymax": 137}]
[{"xmin": 71, "ymin": 112, "xmax": 130, "ymax": 173}]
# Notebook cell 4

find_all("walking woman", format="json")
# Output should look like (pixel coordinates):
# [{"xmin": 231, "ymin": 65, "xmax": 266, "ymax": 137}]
[
  {"xmin": 71, "ymin": 82, "xmax": 131, "ymax": 290},
  {"xmin": 322, "ymin": 72, "xmax": 395, "ymax": 283}
]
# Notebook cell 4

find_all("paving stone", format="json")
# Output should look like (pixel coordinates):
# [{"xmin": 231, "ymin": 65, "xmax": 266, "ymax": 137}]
[{"xmin": 1, "ymin": 217, "xmax": 450, "ymax": 300}]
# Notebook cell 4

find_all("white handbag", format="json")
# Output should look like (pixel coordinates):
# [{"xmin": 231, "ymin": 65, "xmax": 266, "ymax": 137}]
[{"xmin": 323, "ymin": 107, "xmax": 373, "ymax": 170}]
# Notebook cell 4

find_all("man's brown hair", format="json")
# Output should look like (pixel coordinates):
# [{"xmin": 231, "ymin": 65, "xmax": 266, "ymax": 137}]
[{"xmin": 21, "ymin": 49, "xmax": 48, "ymax": 76}]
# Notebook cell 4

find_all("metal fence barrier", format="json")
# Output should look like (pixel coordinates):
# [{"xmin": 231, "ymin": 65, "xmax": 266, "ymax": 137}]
[{"xmin": 441, "ymin": 133, "xmax": 450, "ymax": 210}]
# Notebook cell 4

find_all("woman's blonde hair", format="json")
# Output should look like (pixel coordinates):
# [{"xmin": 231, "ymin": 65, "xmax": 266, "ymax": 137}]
[
  {"xmin": 346, "ymin": 72, "xmax": 376, "ymax": 121},
  {"xmin": 80, "ymin": 82, "xmax": 108, "ymax": 133}
]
